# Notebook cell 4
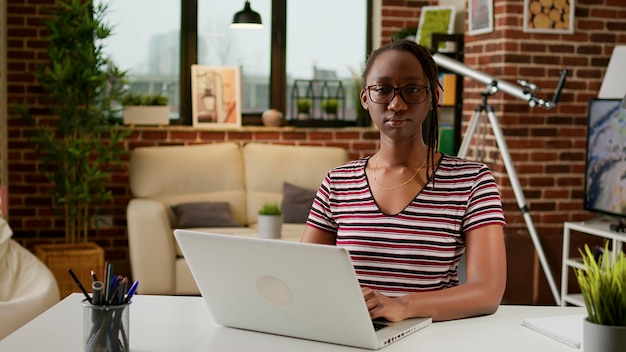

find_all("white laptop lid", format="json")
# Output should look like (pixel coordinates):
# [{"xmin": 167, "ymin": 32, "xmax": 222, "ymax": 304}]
[{"xmin": 174, "ymin": 230, "xmax": 431, "ymax": 350}]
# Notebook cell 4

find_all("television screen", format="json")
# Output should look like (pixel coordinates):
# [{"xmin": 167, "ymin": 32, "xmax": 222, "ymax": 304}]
[{"xmin": 584, "ymin": 98, "xmax": 626, "ymax": 220}]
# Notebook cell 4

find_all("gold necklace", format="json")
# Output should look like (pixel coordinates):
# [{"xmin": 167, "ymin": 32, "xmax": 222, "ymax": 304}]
[{"xmin": 373, "ymin": 154, "xmax": 426, "ymax": 191}]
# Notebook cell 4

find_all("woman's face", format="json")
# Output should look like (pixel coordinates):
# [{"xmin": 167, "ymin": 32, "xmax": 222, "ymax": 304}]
[{"xmin": 361, "ymin": 50, "xmax": 436, "ymax": 140}]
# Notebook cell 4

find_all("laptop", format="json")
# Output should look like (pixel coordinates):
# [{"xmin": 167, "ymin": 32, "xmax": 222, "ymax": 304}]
[{"xmin": 174, "ymin": 229, "xmax": 432, "ymax": 350}]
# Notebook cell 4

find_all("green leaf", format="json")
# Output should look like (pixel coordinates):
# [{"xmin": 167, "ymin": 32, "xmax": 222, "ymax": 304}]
[{"xmin": 575, "ymin": 243, "xmax": 626, "ymax": 326}]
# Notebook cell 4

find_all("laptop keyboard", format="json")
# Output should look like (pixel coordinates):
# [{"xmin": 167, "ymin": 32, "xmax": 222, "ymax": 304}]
[{"xmin": 372, "ymin": 321, "xmax": 388, "ymax": 331}]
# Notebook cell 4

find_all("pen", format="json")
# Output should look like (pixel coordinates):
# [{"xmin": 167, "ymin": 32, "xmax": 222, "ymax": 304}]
[
  {"xmin": 91, "ymin": 281, "xmax": 103, "ymax": 305},
  {"xmin": 67, "ymin": 269, "xmax": 92, "ymax": 304},
  {"xmin": 91, "ymin": 270, "xmax": 98, "ymax": 282},
  {"xmin": 117, "ymin": 277, "xmax": 127, "ymax": 305},
  {"xmin": 105, "ymin": 262, "xmax": 114, "ymax": 303},
  {"xmin": 107, "ymin": 281, "xmax": 120, "ymax": 305},
  {"xmin": 124, "ymin": 281, "xmax": 139, "ymax": 303},
  {"xmin": 103, "ymin": 261, "xmax": 109, "ymax": 300},
  {"xmin": 109, "ymin": 275, "xmax": 119, "ymax": 298}
]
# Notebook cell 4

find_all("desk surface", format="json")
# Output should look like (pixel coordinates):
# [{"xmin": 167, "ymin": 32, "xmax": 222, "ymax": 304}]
[{"xmin": 1, "ymin": 293, "xmax": 585, "ymax": 351}]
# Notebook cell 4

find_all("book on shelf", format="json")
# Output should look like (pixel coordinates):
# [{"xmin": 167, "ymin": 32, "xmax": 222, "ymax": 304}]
[{"xmin": 438, "ymin": 73, "xmax": 456, "ymax": 106}]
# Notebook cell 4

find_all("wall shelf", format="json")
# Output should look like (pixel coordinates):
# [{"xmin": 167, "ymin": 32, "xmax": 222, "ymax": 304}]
[{"xmin": 430, "ymin": 33, "xmax": 464, "ymax": 155}]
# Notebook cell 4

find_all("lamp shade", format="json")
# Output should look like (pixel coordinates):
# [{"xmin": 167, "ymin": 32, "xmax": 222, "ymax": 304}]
[
  {"xmin": 230, "ymin": 1, "xmax": 263, "ymax": 29},
  {"xmin": 598, "ymin": 45, "xmax": 626, "ymax": 99}
]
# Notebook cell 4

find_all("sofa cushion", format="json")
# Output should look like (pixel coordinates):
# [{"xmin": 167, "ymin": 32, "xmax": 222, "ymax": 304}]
[
  {"xmin": 159, "ymin": 191, "xmax": 247, "ymax": 228},
  {"xmin": 242, "ymin": 143, "xmax": 349, "ymax": 224},
  {"xmin": 129, "ymin": 142, "xmax": 248, "ymax": 226},
  {"xmin": 171, "ymin": 202, "xmax": 241, "ymax": 228},
  {"xmin": 129, "ymin": 142, "xmax": 245, "ymax": 199},
  {"xmin": 281, "ymin": 182, "xmax": 317, "ymax": 223}
]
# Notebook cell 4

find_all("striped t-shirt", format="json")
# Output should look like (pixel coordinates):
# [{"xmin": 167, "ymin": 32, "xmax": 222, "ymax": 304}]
[{"xmin": 306, "ymin": 154, "xmax": 506, "ymax": 297}]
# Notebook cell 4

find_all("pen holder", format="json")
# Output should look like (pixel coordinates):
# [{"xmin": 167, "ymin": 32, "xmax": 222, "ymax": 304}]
[{"xmin": 83, "ymin": 300, "xmax": 130, "ymax": 352}]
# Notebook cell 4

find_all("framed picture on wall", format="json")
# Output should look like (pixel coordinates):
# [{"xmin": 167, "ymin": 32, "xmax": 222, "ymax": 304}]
[
  {"xmin": 191, "ymin": 65, "xmax": 242, "ymax": 128},
  {"xmin": 415, "ymin": 6, "xmax": 456, "ymax": 50},
  {"xmin": 468, "ymin": 0, "xmax": 494, "ymax": 35},
  {"xmin": 523, "ymin": 0, "xmax": 575, "ymax": 34}
]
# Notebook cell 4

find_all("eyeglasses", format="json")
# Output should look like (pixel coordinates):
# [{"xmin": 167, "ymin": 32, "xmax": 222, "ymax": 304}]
[{"xmin": 365, "ymin": 84, "xmax": 430, "ymax": 104}]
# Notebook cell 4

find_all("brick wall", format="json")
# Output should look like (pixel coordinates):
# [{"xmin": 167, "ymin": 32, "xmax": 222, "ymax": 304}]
[{"xmin": 3, "ymin": 0, "xmax": 626, "ymax": 304}]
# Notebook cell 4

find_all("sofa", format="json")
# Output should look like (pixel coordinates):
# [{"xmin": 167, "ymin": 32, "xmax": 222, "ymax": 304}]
[
  {"xmin": 127, "ymin": 142, "xmax": 349, "ymax": 295},
  {"xmin": 0, "ymin": 217, "xmax": 60, "ymax": 339}
]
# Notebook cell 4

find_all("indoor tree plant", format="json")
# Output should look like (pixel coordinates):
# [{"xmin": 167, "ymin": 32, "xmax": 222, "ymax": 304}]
[
  {"xmin": 349, "ymin": 66, "xmax": 370, "ymax": 126},
  {"xmin": 575, "ymin": 243, "xmax": 626, "ymax": 351},
  {"xmin": 257, "ymin": 202, "xmax": 282, "ymax": 239},
  {"xmin": 16, "ymin": 0, "xmax": 128, "ymax": 297}
]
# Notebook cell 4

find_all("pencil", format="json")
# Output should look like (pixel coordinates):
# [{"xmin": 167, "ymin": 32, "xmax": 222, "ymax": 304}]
[{"xmin": 67, "ymin": 268, "xmax": 92, "ymax": 304}]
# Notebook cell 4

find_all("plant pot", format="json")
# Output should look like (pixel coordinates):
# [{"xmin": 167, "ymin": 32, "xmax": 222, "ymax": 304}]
[
  {"xmin": 325, "ymin": 112, "xmax": 337, "ymax": 120},
  {"xmin": 123, "ymin": 106, "xmax": 170, "ymax": 126},
  {"xmin": 297, "ymin": 112, "xmax": 310, "ymax": 120},
  {"xmin": 583, "ymin": 318, "xmax": 626, "ymax": 352},
  {"xmin": 257, "ymin": 215, "xmax": 282, "ymax": 239},
  {"xmin": 35, "ymin": 242, "xmax": 105, "ymax": 299}
]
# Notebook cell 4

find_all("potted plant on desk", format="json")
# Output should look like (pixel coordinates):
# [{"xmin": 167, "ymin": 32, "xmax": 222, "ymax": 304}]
[
  {"xmin": 575, "ymin": 243, "xmax": 626, "ymax": 352},
  {"xmin": 257, "ymin": 203, "xmax": 282, "ymax": 239}
]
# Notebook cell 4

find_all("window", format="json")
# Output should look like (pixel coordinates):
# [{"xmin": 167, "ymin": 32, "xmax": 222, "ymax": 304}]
[
  {"xmin": 102, "ymin": 0, "xmax": 371, "ymax": 125},
  {"xmin": 101, "ymin": 0, "xmax": 181, "ymax": 119},
  {"xmin": 285, "ymin": 0, "xmax": 367, "ymax": 121},
  {"xmin": 197, "ymin": 1, "xmax": 271, "ymax": 114}
]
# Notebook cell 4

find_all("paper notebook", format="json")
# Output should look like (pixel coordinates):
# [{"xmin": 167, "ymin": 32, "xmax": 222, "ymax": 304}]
[{"xmin": 521, "ymin": 314, "xmax": 585, "ymax": 348}]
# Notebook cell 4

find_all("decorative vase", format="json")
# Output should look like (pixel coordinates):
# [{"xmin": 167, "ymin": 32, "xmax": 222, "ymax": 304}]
[
  {"xmin": 261, "ymin": 109, "xmax": 284, "ymax": 127},
  {"xmin": 583, "ymin": 318, "xmax": 626, "ymax": 352},
  {"xmin": 257, "ymin": 215, "xmax": 282, "ymax": 239}
]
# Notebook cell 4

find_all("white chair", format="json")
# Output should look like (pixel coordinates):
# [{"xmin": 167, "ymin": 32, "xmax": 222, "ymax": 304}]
[{"xmin": 0, "ymin": 217, "xmax": 60, "ymax": 339}]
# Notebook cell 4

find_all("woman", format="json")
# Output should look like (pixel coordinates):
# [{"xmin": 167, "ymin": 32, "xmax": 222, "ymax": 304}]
[{"xmin": 301, "ymin": 40, "xmax": 507, "ymax": 322}]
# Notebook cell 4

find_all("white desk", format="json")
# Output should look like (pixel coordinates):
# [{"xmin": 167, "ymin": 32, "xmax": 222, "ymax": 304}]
[{"xmin": 1, "ymin": 293, "xmax": 585, "ymax": 351}]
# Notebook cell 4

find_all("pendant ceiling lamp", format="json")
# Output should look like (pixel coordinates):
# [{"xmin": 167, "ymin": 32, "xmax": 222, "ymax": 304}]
[{"xmin": 230, "ymin": 1, "xmax": 263, "ymax": 29}]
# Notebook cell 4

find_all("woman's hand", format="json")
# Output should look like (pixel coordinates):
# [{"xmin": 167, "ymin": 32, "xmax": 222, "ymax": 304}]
[{"xmin": 362, "ymin": 287, "xmax": 407, "ymax": 322}]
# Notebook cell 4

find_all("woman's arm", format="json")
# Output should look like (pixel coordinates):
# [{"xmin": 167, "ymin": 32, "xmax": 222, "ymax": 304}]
[
  {"xmin": 301, "ymin": 224, "xmax": 336, "ymax": 245},
  {"xmin": 363, "ymin": 224, "xmax": 507, "ymax": 322}
]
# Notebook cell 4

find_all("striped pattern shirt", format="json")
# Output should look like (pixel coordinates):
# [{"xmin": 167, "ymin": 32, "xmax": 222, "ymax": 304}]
[{"xmin": 306, "ymin": 154, "xmax": 506, "ymax": 297}]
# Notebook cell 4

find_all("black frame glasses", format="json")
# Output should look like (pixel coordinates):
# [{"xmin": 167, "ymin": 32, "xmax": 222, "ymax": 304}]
[{"xmin": 365, "ymin": 84, "xmax": 430, "ymax": 104}]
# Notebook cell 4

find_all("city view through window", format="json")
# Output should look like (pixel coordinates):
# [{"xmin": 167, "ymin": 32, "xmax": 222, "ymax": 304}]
[{"xmin": 100, "ymin": 1, "xmax": 367, "ymax": 122}]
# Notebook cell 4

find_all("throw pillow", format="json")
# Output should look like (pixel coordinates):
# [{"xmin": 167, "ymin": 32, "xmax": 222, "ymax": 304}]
[
  {"xmin": 281, "ymin": 182, "xmax": 317, "ymax": 224},
  {"xmin": 171, "ymin": 202, "xmax": 241, "ymax": 228}
]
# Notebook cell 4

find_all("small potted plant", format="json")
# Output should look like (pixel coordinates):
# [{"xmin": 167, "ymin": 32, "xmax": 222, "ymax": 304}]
[
  {"xmin": 322, "ymin": 98, "xmax": 339, "ymax": 120},
  {"xmin": 575, "ymin": 243, "xmax": 626, "ymax": 352},
  {"xmin": 296, "ymin": 98, "xmax": 312, "ymax": 120},
  {"xmin": 122, "ymin": 92, "xmax": 170, "ymax": 126},
  {"xmin": 257, "ymin": 202, "xmax": 282, "ymax": 239}
]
